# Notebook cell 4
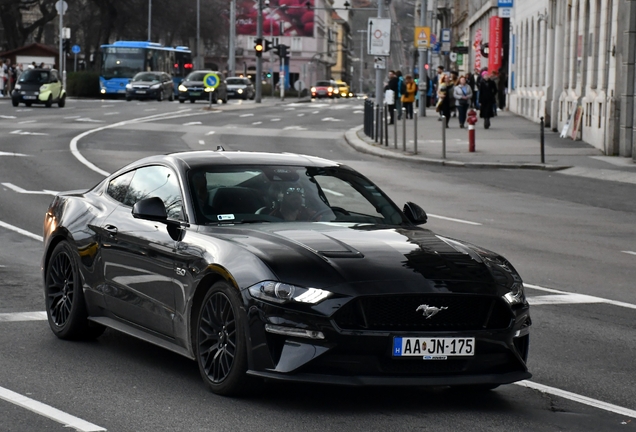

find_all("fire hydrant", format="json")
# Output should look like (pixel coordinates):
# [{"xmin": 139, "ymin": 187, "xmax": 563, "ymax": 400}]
[{"xmin": 467, "ymin": 109, "xmax": 478, "ymax": 152}]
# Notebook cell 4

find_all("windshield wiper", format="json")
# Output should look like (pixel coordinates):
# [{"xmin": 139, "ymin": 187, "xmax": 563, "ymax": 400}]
[{"xmin": 211, "ymin": 219, "xmax": 270, "ymax": 225}]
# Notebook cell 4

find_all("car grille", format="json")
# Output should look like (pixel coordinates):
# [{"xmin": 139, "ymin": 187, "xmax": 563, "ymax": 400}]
[
  {"xmin": 333, "ymin": 294, "xmax": 513, "ymax": 331},
  {"xmin": 187, "ymin": 87, "xmax": 204, "ymax": 92}
]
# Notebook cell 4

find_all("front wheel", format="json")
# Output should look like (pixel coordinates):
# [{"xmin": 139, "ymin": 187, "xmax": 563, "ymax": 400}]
[
  {"xmin": 58, "ymin": 95, "xmax": 66, "ymax": 108},
  {"xmin": 12, "ymin": 99, "xmax": 19, "ymax": 107},
  {"xmin": 44, "ymin": 241, "xmax": 105, "ymax": 340},
  {"xmin": 157, "ymin": 90, "xmax": 164, "ymax": 102},
  {"xmin": 45, "ymin": 95, "xmax": 52, "ymax": 108},
  {"xmin": 195, "ymin": 280, "xmax": 250, "ymax": 396}
]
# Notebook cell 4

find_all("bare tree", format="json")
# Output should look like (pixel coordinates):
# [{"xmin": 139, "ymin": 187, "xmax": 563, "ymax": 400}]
[{"xmin": 0, "ymin": 0, "xmax": 58, "ymax": 50}]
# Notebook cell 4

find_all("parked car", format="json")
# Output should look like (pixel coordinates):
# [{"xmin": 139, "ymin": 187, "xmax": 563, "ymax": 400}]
[
  {"xmin": 335, "ymin": 80, "xmax": 353, "ymax": 98},
  {"xmin": 311, "ymin": 80, "xmax": 337, "ymax": 99},
  {"xmin": 226, "ymin": 77, "xmax": 255, "ymax": 100},
  {"xmin": 42, "ymin": 150, "xmax": 531, "ymax": 397},
  {"xmin": 11, "ymin": 68, "xmax": 66, "ymax": 108},
  {"xmin": 125, "ymin": 71, "xmax": 174, "ymax": 101},
  {"xmin": 178, "ymin": 70, "xmax": 228, "ymax": 104}
]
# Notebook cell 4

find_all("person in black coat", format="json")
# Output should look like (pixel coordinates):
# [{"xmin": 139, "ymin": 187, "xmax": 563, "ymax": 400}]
[
  {"xmin": 384, "ymin": 70, "xmax": 399, "ymax": 124},
  {"xmin": 478, "ymin": 72, "xmax": 498, "ymax": 129}
]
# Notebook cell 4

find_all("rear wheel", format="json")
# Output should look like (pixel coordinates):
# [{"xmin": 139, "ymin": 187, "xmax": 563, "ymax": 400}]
[
  {"xmin": 58, "ymin": 94, "xmax": 66, "ymax": 108},
  {"xmin": 44, "ymin": 241, "xmax": 105, "ymax": 340},
  {"xmin": 157, "ymin": 90, "xmax": 164, "ymax": 102},
  {"xmin": 195, "ymin": 280, "xmax": 250, "ymax": 396}
]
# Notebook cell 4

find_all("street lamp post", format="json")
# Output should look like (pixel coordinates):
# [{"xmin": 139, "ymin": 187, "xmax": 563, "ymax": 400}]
[
  {"xmin": 228, "ymin": 0, "xmax": 236, "ymax": 75},
  {"xmin": 357, "ymin": 30, "xmax": 367, "ymax": 94},
  {"xmin": 418, "ymin": 0, "xmax": 427, "ymax": 117},
  {"xmin": 255, "ymin": 0, "xmax": 263, "ymax": 103},
  {"xmin": 196, "ymin": 0, "xmax": 200, "ymax": 69},
  {"xmin": 148, "ymin": 0, "xmax": 152, "ymax": 41}
]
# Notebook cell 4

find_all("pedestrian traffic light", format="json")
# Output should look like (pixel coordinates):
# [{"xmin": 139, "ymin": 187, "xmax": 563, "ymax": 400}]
[
  {"xmin": 63, "ymin": 39, "xmax": 71, "ymax": 53},
  {"xmin": 266, "ymin": 72, "xmax": 272, "ymax": 78},
  {"xmin": 254, "ymin": 38, "xmax": 264, "ymax": 57}
]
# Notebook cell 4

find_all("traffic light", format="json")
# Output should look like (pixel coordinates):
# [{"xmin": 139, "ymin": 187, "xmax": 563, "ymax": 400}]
[
  {"xmin": 254, "ymin": 38, "xmax": 264, "ymax": 57},
  {"xmin": 263, "ymin": 39, "xmax": 272, "ymax": 53},
  {"xmin": 63, "ymin": 39, "xmax": 71, "ymax": 53},
  {"xmin": 266, "ymin": 72, "xmax": 272, "ymax": 78},
  {"xmin": 275, "ymin": 44, "xmax": 288, "ymax": 58}
]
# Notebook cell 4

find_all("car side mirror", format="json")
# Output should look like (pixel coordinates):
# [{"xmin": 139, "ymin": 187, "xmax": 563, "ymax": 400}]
[
  {"xmin": 132, "ymin": 197, "xmax": 168, "ymax": 222},
  {"xmin": 403, "ymin": 202, "xmax": 427, "ymax": 225}
]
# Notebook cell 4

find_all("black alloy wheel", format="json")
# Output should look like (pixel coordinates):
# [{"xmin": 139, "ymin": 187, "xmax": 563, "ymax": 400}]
[
  {"xmin": 44, "ymin": 241, "xmax": 104, "ymax": 340},
  {"xmin": 157, "ymin": 90, "xmax": 164, "ymax": 102},
  {"xmin": 196, "ymin": 281, "xmax": 249, "ymax": 395}
]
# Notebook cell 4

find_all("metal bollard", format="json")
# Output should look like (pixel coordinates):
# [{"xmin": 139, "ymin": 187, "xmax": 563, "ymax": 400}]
[
  {"xmin": 540, "ymin": 116, "xmax": 545, "ymax": 163},
  {"xmin": 384, "ymin": 105, "xmax": 389, "ymax": 146},
  {"xmin": 441, "ymin": 115, "xmax": 446, "ymax": 159},
  {"xmin": 379, "ymin": 104, "xmax": 384, "ymax": 146},
  {"xmin": 402, "ymin": 108, "xmax": 407, "ymax": 151},
  {"xmin": 375, "ymin": 104, "xmax": 379, "ymax": 143},
  {"xmin": 414, "ymin": 110, "xmax": 418, "ymax": 154},
  {"xmin": 393, "ymin": 113, "xmax": 398, "ymax": 149}
]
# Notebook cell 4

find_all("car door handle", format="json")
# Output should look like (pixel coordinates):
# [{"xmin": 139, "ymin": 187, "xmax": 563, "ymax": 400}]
[{"xmin": 104, "ymin": 225, "xmax": 118, "ymax": 236}]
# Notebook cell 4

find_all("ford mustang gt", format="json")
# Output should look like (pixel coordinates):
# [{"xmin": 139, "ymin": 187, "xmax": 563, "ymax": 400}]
[{"xmin": 42, "ymin": 150, "xmax": 531, "ymax": 396}]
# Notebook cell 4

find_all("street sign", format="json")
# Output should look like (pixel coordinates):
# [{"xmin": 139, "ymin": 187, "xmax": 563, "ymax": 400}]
[
  {"xmin": 367, "ymin": 18, "xmax": 391, "ymax": 56},
  {"xmin": 441, "ymin": 28, "xmax": 451, "ymax": 43},
  {"xmin": 499, "ymin": 7, "xmax": 512, "ymax": 18},
  {"xmin": 498, "ymin": 0, "xmax": 513, "ymax": 6},
  {"xmin": 452, "ymin": 46, "xmax": 469, "ymax": 54},
  {"xmin": 373, "ymin": 56, "xmax": 386, "ymax": 70},
  {"xmin": 449, "ymin": 52, "xmax": 457, "ymax": 62},
  {"xmin": 71, "ymin": 44, "xmax": 80, "ymax": 54},
  {"xmin": 203, "ymin": 73, "xmax": 220, "ymax": 89},
  {"xmin": 293, "ymin": 80, "xmax": 305, "ymax": 91},
  {"xmin": 441, "ymin": 42, "xmax": 451, "ymax": 52},
  {"xmin": 55, "ymin": 0, "xmax": 68, "ymax": 15},
  {"xmin": 62, "ymin": 27, "xmax": 71, "ymax": 39},
  {"xmin": 414, "ymin": 26, "xmax": 430, "ymax": 49}
]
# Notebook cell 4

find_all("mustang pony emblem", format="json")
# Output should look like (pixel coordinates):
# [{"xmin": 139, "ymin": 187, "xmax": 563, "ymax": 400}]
[{"xmin": 416, "ymin": 304, "xmax": 448, "ymax": 319}]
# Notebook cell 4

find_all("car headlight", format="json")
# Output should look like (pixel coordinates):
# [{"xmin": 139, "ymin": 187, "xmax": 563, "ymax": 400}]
[
  {"xmin": 100, "ymin": 88, "xmax": 106, "ymax": 94},
  {"xmin": 178, "ymin": 84, "xmax": 187, "ymax": 92},
  {"xmin": 327, "ymin": 87, "xmax": 333, "ymax": 92},
  {"xmin": 14, "ymin": 84, "xmax": 21, "ymax": 90},
  {"xmin": 248, "ymin": 281, "xmax": 331, "ymax": 304},
  {"xmin": 125, "ymin": 84, "xmax": 132, "ymax": 90},
  {"xmin": 150, "ymin": 84, "xmax": 161, "ymax": 89},
  {"xmin": 40, "ymin": 84, "xmax": 49, "ymax": 91},
  {"xmin": 205, "ymin": 87, "xmax": 214, "ymax": 92},
  {"xmin": 237, "ymin": 89, "xmax": 243, "ymax": 94},
  {"xmin": 504, "ymin": 282, "xmax": 526, "ymax": 306},
  {"xmin": 311, "ymin": 87, "xmax": 316, "ymax": 92}
]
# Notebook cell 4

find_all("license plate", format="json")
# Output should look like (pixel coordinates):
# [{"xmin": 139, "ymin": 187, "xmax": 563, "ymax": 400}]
[
  {"xmin": 190, "ymin": 92, "xmax": 200, "ymax": 96},
  {"xmin": 117, "ymin": 89, "xmax": 126, "ymax": 94},
  {"xmin": 136, "ymin": 90, "xmax": 146, "ymax": 94},
  {"xmin": 393, "ymin": 337, "xmax": 474, "ymax": 358},
  {"xmin": 23, "ymin": 96, "xmax": 36, "ymax": 100}
]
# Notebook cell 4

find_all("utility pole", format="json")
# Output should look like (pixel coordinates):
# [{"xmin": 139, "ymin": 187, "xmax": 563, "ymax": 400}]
[
  {"xmin": 196, "ymin": 0, "xmax": 200, "ymax": 69},
  {"xmin": 418, "ymin": 0, "xmax": 427, "ymax": 117},
  {"xmin": 255, "ymin": 0, "xmax": 263, "ymax": 103},
  {"xmin": 229, "ymin": 0, "xmax": 236, "ymax": 75},
  {"xmin": 148, "ymin": 0, "xmax": 152, "ymax": 41},
  {"xmin": 358, "ymin": 30, "xmax": 366, "ymax": 94},
  {"xmin": 375, "ymin": 0, "xmax": 385, "ymax": 108}
]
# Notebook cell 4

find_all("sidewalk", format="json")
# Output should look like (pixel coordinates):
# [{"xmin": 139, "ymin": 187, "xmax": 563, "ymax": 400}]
[{"xmin": 346, "ymin": 106, "xmax": 636, "ymax": 184}]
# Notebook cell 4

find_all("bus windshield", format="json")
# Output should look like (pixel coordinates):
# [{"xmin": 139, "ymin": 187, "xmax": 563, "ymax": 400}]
[{"xmin": 102, "ymin": 47, "xmax": 145, "ymax": 79}]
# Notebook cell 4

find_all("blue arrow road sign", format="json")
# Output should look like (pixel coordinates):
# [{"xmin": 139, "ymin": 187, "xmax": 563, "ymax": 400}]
[
  {"xmin": 203, "ymin": 73, "xmax": 220, "ymax": 89},
  {"xmin": 71, "ymin": 44, "xmax": 81, "ymax": 54}
]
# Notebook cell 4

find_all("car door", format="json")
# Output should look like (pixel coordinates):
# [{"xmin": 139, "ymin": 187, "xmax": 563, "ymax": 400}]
[
  {"xmin": 100, "ymin": 165, "xmax": 185, "ymax": 337},
  {"xmin": 49, "ymin": 71, "xmax": 61, "ymax": 100}
]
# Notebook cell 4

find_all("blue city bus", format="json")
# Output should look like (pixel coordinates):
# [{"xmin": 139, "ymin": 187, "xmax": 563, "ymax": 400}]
[{"xmin": 99, "ymin": 41, "xmax": 193, "ymax": 96}]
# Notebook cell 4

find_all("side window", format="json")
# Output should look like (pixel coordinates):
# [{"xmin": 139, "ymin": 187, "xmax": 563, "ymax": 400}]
[
  {"xmin": 125, "ymin": 166, "xmax": 184, "ymax": 220},
  {"xmin": 106, "ymin": 170, "xmax": 135, "ymax": 204}
]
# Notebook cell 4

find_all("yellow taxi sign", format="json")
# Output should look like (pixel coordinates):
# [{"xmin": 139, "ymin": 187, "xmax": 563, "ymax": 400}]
[
  {"xmin": 414, "ymin": 26, "xmax": 430, "ymax": 49},
  {"xmin": 203, "ymin": 73, "xmax": 220, "ymax": 89}
]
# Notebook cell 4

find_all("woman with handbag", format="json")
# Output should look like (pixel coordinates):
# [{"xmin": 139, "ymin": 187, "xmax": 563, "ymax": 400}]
[{"xmin": 453, "ymin": 75, "xmax": 473, "ymax": 128}]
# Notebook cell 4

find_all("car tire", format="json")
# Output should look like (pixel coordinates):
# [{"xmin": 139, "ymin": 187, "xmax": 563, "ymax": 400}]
[
  {"xmin": 44, "ymin": 241, "xmax": 106, "ymax": 340},
  {"xmin": 179, "ymin": 99, "xmax": 185, "ymax": 104},
  {"xmin": 12, "ymin": 99, "xmax": 19, "ymax": 107},
  {"xmin": 58, "ymin": 95, "xmax": 66, "ymax": 108},
  {"xmin": 222, "ymin": 95, "xmax": 228, "ymax": 104},
  {"xmin": 190, "ymin": 99, "xmax": 196, "ymax": 104},
  {"xmin": 25, "ymin": 102, "xmax": 32, "ymax": 107},
  {"xmin": 157, "ymin": 90, "xmax": 164, "ymax": 102},
  {"xmin": 126, "ymin": 97, "xmax": 132, "ymax": 102},
  {"xmin": 45, "ymin": 95, "xmax": 52, "ymax": 108},
  {"xmin": 195, "ymin": 280, "xmax": 250, "ymax": 396}
]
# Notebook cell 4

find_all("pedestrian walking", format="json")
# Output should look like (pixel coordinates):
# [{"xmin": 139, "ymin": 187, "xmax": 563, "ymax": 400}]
[
  {"xmin": 401, "ymin": 75, "xmax": 417, "ymax": 119},
  {"xmin": 448, "ymin": 71, "xmax": 458, "ymax": 118},
  {"xmin": 384, "ymin": 70, "xmax": 399, "ymax": 124},
  {"xmin": 436, "ymin": 74, "xmax": 451, "ymax": 127},
  {"xmin": 497, "ymin": 68, "xmax": 507, "ymax": 111},
  {"xmin": 453, "ymin": 76, "xmax": 473, "ymax": 128},
  {"xmin": 434, "ymin": 66, "xmax": 444, "ymax": 121},
  {"xmin": 0, "ymin": 61, "xmax": 5, "ymax": 97},
  {"xmin": 478, "ymin": 71, "xmax": 497, "ymax": 129},
  {"xmin": 395, "ymin": 71, "xmax": 404, "ymax": 120}
]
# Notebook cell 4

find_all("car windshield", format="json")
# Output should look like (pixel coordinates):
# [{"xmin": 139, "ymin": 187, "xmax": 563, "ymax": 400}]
[
  {"xmin": 101, "ymin": 47, "xmax": 145, "ymax": 79},
  {"xmin": 315, "ymin": 81, "xmax": 332, "ymax": 87},
  {"xmin": 188, "ymin": 165, "xmax": 406, "ymax": 226},
  {"xmin": 133, "ymin": 73, "xmax": 160, "ymax": 82},
  {"xmin": 185, "ymin": 72, "xmax": 209, "ymax": 81},
  {"xmin": 227, "ymin": 78, "xmax": 248, "ymax": 85},
  {"xmin": 18, "ymin": 70, "xmax": 50, "ymax": 84}
]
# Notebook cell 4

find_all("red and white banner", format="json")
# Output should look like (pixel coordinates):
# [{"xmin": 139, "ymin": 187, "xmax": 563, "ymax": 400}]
[
  {"xmin": 236, "ymin": 0, "xmax": 315, "ymax": 37},
  {"xmin": 488, "ymin": 16, "xmax": 503, "ymax": 73},
  {"xmin": 473, "ymin": 28, "xmax": 482, "ymax": 71}
]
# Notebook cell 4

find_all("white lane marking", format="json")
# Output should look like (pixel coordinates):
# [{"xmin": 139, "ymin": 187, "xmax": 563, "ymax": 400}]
[
  {"xmin": 103, "ymin": 112, "xmax": 120, "ymax": 116},
  {"xmin": 427, "ymin": 213, "xmax": 482, "ymax": 226},
  {"xmin": 183, "ymin": 121, "xmax": 202, "ymax": 125},
  {"xmin": 1, "ymin": 182, "xmax": 58, "ymax": 196},
  {"xmin": 283, "ymin": 126, "xmax": 307, "ymax": 131},
  {"xmin": 75, "ymin": 118, "xmax": 104, "ymax": 123},
  {"xmin": 0, "ymin": 386, "xmax": 106, "ymax": 432},
  {"xmin": 515, "ymin": 380, "xmax": 636, "ymax": 419},
  {"xmin": 321, "ymin": 117, "xmax": 341, "ymax": 122},
  {"xmin": 622, "ymin": 251, "xmax": 636, "ymax": 256},
  {"xmin": 206, "ymin": 131, "xmax": 216, "ymax": 135},
  {"xmin": 144, "ymin": 108, "xmax": 157, "ymax": 111},
  {"xmin": 198, "ymin": 140, "xmax": 205, "ymax": 145},
  {"xmin": 16, "ymin": 109, "xmax": 32, "ymax": 112},
  {"xmin": 297, "ymin": 113, "xmax": 305, "ymax": 117},
  {"xmin": 284, "ymin": 108, "xmax": 295, "ymax": 111},
  {"xmin": 0, "ymin": 220, "xmax": 43, "ymax": 242},
  {"xmin": 64, "ymin": 116, "xmax": 81, "ymax": 119},
  {"xmin": 527, "ymin": 293, "xmax": 608, "ymax": 306},
  {"xmin": 271, "ymin": 118, "xmax": 281, "ymax": 122},
  {"xmin": 240, "ymin": 113, "xmax": 254, "ymax": 117},
  {"xmin": 10, "ymin": 130, "xmax": 49, "ymax": 136},
  {"xmin": 312, "ymin": 111, "xmax": 320, "ymax": 114},
  {"xmin": 70, "ymin": 110, "xmax": 193, "ymax": 177},
  {"xmin": 18, "ymin": 120, "xmax": 36, "ymax": 124},
  {"xmin": 353, "ymin": 110, "xmax": 364, "ymax": 114},
  {"xmin": 0, "ymin": 151, "xmax": 28, "ymax": 157},
  {"xmin": 0, "ymin": 115, "xmax": 17, "ymax": 119},
  {"xmin": 101, "ymin": 105, "xmax": 114, "ymax": 108},
  {"xmin": 252, "ymin": 121, "xmax": 262, "ymax": 125},
  {"xmin": 0, "ymin": 311, "xmax": 47, "ymax": 322},
  {"xmin": 525, "ymin": 283, "xmax": 636, "ymax": 310}
]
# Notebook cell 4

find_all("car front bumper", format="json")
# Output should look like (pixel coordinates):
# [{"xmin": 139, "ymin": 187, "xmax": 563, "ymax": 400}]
[{"xmin": 178, "ymin": 89, "xmax": 216, "ymax": 101}]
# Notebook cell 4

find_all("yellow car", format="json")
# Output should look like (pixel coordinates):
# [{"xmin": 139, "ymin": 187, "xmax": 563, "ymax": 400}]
[
  {"xmin": 11, "ymin": 68, "xmax": 66, "ymax": 108},
  {"xmin": 335, "ymin": 81, "xmax": 353, "ymax": 98}
]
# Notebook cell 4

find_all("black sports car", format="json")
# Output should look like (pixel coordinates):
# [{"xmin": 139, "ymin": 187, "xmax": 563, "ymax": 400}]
[{"xmin": 42, "ymin": 151, "xmax": 531, "ymax": 396}]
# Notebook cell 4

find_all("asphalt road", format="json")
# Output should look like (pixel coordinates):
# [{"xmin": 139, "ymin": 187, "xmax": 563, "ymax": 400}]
[{"xmin": 0, "ymin": 96, "xmax": 634, "ymax": 431}]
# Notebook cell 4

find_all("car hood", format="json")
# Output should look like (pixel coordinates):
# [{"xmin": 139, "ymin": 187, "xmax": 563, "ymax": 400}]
[
  {"xmin": 16, "ymin": 83, "xmax": 45, "ymax": 91},
  {"xmin": 201, "ymin": 223, "xmax": 518, "ymax": 296},
  {"xmin": 227, "ymin": 84, "xmax": 248, "ymax": 89},
  {"xmin": 182, "ymin": 81, "xmax": 205, "ymax": 87},
  {"xmin": 131, "ymin": 81, "xmax": 162, "ymax": 86}
]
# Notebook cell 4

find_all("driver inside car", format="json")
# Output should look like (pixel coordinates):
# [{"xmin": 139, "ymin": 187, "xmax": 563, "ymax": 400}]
[{"xmin": 269, "ymin": 187, "xmax": 317, "ymax": 221}]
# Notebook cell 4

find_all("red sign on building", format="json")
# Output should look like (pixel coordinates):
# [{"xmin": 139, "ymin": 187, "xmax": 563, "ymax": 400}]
[{"xmin": 488, "ymin": 16, "xmax": 503, "ymax": 74}]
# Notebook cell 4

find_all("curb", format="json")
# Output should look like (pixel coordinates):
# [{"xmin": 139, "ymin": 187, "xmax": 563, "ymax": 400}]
[{"xmin": 344, "ymin": 125, "xmax": 571, "ymax": 171}]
